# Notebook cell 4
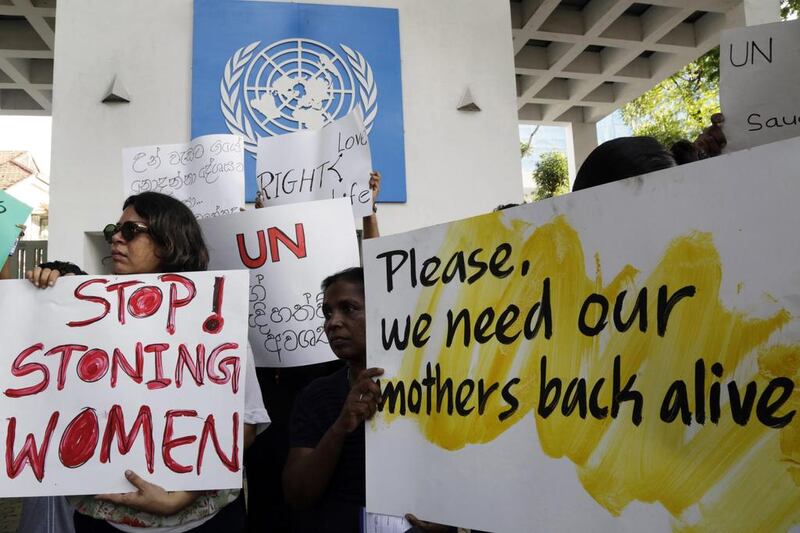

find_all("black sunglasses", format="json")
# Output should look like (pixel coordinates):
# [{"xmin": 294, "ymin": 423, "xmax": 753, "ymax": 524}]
[{"xmin": 103, "ymin": 221, "xmax": 150, "ymax": 243}]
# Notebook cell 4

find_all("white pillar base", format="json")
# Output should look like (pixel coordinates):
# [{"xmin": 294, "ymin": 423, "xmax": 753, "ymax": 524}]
[{"xmin": 566, "ymin": 122, "xmax": 599, "ymax": 188}]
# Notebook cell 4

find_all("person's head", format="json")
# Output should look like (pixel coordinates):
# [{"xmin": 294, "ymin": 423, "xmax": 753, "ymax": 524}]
[
  {"xmin": 494, "ymin": 203, "xmax": 521, "ymax": 212},
  {"xmin": 670, "ymin": 140, "xmax": 699, "ymax": 165},
  {"xmin": 572, "ymin": 136, "xmax": 676, "ymax": 192},
  {"xmin": 321, "ymin": 267, "xmax": 366, "ymax": 367},
  {"xmin": 105, "ymin": 192, "xmax": 208, "ymax": 275}
]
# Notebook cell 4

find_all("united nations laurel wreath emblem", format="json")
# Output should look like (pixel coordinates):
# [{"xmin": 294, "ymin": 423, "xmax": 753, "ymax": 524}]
[{"xmin": 220, "ymin": 38, "xmax": 379, "ymax": 154}]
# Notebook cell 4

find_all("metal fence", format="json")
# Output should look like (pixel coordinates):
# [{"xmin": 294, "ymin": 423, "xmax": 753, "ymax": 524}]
[{"xmin": 6, "ymin": 240, "xmax": 47, "ymax": 279}]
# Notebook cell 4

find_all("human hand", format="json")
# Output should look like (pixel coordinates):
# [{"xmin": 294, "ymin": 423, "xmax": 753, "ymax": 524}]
[
  {"xmin": 26, "ymin": 265, "xmax": 64, "ymax": 288},
  {"xmin": 96, "ymin": 470, "xmax": 199, "ymax": 516},
  {"xmin": 405, "ymin": 513, "xmax": 454, "ymax": 532},
  {"xmin": 255, "ymin": 190, "xmax": 265, "ymax": 209},
  {"xmin": 369, "ymin": 171, "xmax": 381, "ymax": 211},
  {"xmin": 334, "ymin": 367, "xmax": 383, "ymax": 434}
]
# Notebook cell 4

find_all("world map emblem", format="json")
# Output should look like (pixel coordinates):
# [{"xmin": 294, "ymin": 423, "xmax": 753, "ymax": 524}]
[{"xmin": 220, "ymin": 38, "xmax": 378, "ymax": 154}]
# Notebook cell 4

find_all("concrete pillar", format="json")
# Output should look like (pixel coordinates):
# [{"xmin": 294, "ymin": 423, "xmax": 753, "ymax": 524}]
[
  {"xmin": 566, "ymin": 122, "xmax": 598, "ymax": 188},
  {"xmin": 728, "ymin": 0, "xmax": 780, "ymax": 27},
  {"xmin": 743, "ymin": 0, "xmax": 781, "ymax": 24}
]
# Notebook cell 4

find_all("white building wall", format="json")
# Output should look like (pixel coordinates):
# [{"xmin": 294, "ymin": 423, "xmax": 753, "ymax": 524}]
[{"xmin": 49, "ymin": 0, "xmax": 522, "ymax": 270}]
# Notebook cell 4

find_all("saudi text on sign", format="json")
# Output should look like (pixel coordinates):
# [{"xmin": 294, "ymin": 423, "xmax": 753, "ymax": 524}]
[
  {"xmin": 364, "ymin": 137, "xmax": 800, "ymax": 532},
  {"xmin": 0, "ymin": 270, "xmax": 249, "ymax": 496},
  {"xmin": 721, "ymin": 18, "xmax": 800, "ymax": 151}
]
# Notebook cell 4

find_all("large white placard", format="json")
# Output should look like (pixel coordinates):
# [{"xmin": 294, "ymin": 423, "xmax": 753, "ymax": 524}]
[
  {"xmin": 122, "ymin": 134, "xmax": 245, "ymax": 219},
  {"xmin": 364, "ymin": 137, "xmax": 800, "ymax": 532},
  {"xmin": 200, "ymin": 198, "xmax": 360, "ymax": 367},
  {"xmin": 0, "ymin": 270, "xmax": 250, "ymax": 497},
  {"xmin": 720, "ymin": 19, "xmax": 800, "ymax": 151},
  {"xmin": 256, "ymin": 110, "xmax": 373, "ymax": 218}
]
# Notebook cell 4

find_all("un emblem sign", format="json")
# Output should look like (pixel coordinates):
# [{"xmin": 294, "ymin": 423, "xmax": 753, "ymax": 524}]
[
  {"xmin": 221, "ymin": 39, "xmax": 378, "ymax": 154},
  {"xmin": 192, "ymin": 0, "xmax": 406, "ymax": 202}
]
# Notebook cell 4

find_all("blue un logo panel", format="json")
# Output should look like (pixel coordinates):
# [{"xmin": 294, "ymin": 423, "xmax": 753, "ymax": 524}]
[{"xmin": 192, "ymin": 0, "xmax": 406, "ymax": 203}]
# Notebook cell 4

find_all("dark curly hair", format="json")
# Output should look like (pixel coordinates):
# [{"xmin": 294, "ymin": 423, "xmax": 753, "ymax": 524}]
[
  {"xmin": 123, "ymin": 192, "xmax": 209, "ymax": 272},
  {"xmin": 573, "ymin": 136, "xmax": 676, "ymax": 192},
  {"xmin": 321, "ymin": 267, "xmax": 364, "ymax": 292}
]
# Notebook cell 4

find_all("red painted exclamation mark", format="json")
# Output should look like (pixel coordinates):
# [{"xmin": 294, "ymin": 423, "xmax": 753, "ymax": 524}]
[{"xmin": 202, "ymin": 277, "xmax": 225, "ymax": 334}]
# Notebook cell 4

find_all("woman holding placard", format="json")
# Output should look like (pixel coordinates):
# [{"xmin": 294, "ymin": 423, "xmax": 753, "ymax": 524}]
[
  {"xmin": 26, "ymin": 191, "xmax": 269, "ymax": 533},
  {"xmin": 245, "ymin": 170, "xmax": 381, "ymax": 531}
]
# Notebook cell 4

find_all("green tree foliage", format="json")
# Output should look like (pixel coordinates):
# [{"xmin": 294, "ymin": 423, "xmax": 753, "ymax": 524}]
[
  {"xmin": 620, "ymin": 48, "xmax": 720, "ymax": 148},
  {"xmin": 781, "ymin": 0, "xmax": 800, "ymax": 18},
  {"xmin": 621, "ymin": 2, "xmax": 798, "ymax": 148},
  {"xmin": 532, "ymin": 151, "xmax": 569, "ymax": 200},
  {"xmin": 520, "ymin": 125, "xmax": 540, "ymax": 158}
]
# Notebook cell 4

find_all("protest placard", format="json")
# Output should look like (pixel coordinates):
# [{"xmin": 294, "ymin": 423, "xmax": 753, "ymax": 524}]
[
  {"xmin": 0, "ymin": 270, "xmax": 249, "ymax": 496},
  {"xmin": 122, "ymin": 134, "xmax": 245, "ymax": 219},
  {"xmin": 199, "ymin": 198, "xmax": 359, "ymax": 367},
  {"xmin": 0, "ymin": 190, "xmax": 32, "ymax": 271},
  {"xmin": 721, "ymin": 19, "xmax": 800, "ymax": 151},
  {"xmin": 364, "ymin": 136, "xmax": 800, "ymax": 532},
  {"xmin": 256, "ymin": 110, "xmax": 374, "ymax": 218}
]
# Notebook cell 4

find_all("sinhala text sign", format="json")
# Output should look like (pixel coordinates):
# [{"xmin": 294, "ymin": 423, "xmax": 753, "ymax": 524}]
[
  {"xmin": 200, "ymin": 198, "xmax": 359, "ymax": 367},
  {"xmin": 364, "ymin": 138, "xmax": 800, "ymax": 532},
  {"xmin": 122, "ymin": 134, "xmax": 245, "ymax": 220},
  {"xmin": 0, "ymin": 270, "xmax": 249, "ymax": 496}
]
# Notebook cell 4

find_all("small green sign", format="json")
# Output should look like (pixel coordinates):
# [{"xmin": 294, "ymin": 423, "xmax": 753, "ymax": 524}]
[{"xmin": 0, "ymin": 190, "xmax": 33, "ymax": 271}]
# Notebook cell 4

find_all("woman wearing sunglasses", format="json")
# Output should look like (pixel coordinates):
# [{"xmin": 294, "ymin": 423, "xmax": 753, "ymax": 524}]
[{"xmin": 26, "ymin": 191, "xmax": 269, "ymax": 533}]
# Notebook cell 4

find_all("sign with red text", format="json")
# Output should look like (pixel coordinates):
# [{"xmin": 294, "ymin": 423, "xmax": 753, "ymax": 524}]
[
  {"xmin": 200, "ymin": 198, "xmax": 359, "ymax": 367},
  {"xmin": 0, "ymin": 270, "xmax": 249, "ymax": 497},
  {"xmin": 364, "ymin": 137, "xmax": 800, "ymax": 532},
  {"xmin": 256, "ymin": 110, "xmax": 374, "ymax": 218},
  {"xmin": 122, "ymin": 134, "xmax": 245, "ymax": 219},
  {"xmin": 721, "ymin": 19, "xmax": 800, "ymax": 151}
]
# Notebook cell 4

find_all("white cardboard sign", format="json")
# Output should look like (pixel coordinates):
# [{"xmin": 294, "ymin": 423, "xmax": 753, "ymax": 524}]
[
  {"xmin": 721, "ymin": 19, "xmax": 800, "ymax": 151},
  {"xmin": 0, "ymin": 270, "xmax": 250, "ymax": 497},
  {"xmin": 256, "ymin": 110, "xmax": 373, "ymax": 218},
  {"xmin": 364, "ymin": 137, "xmax": 800, "ymax": 532},
  {"xmin": 122, "ymin": 135, "xmax": 245, "ymax": 219},
  {"xmin": 199, "ymin": 198, "xmax": 360, "ymax": 367}
]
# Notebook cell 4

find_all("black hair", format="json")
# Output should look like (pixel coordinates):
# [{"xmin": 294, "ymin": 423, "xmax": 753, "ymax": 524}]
[
  {"xmin": 670, "ymin": 140, "xmax": 700, "ymax": 165},
  {"xmin": 572, "ymin": 136, "xmax": 676, "ymax": 191},
  {"xmin": 494, "ymin": 203, "xmax": 521, "ymax": 212},
  {"xmin": 321, "ymin": 267, "xmax": 364, "ymax": 292},
  {"xmin": 122, "ymin": 192, "xmax": 209, "ymax": 272}
]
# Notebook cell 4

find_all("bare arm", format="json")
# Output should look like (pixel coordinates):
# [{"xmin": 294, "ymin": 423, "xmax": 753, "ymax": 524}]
[
  {"xmin": 244, "ymin": 423, "xmax": 257, "ymax": 449},
  {"xmin": 283, "ymin": 429, "xmax": 348, "ymax": 509},
  {"xmin": 96, "ymin": 470, "xmax": 201, "ymax": 516},
  {"xmin": 362, "ymin": 171, "xmax": 381, "ymax": 239},
  {"xmin": 0, "ymin": 260, "xmax": 11, "ymax": 280},
  {"xmin": 1, "ymin": 225, "xmax": 25, "ymax": 280},
  {"xmin": 362, "ymin": 213, "xmax": 379, "ymax": 240},
  {"xmin": 283, "ymin": 367, "xmax": 383, "ymax": 508}
]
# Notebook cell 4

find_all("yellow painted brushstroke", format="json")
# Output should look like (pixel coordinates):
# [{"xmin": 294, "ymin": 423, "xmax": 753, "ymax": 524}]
[{"xmin": 382, "ymin": 214, "xmax": 799, "ymax": 531}]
